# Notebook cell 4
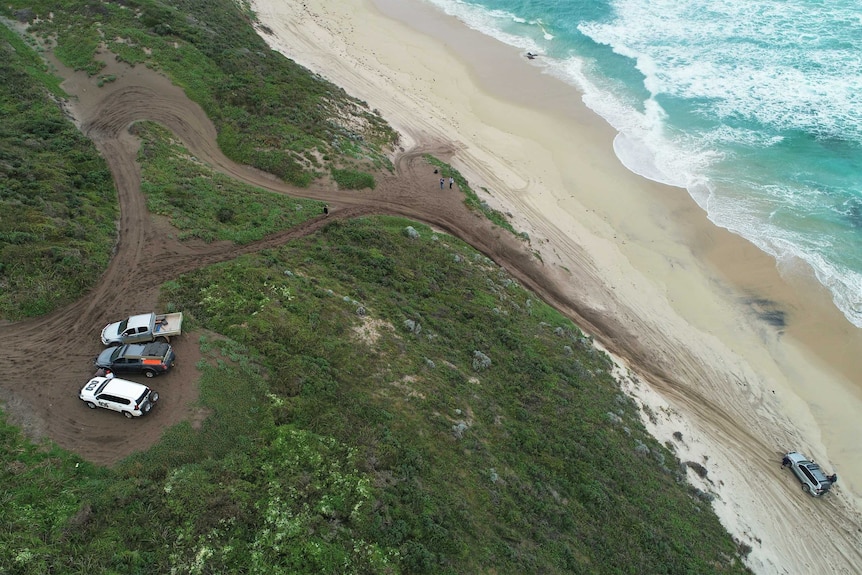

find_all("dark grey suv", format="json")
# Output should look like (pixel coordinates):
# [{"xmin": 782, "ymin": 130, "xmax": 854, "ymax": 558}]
[
  {"xmin": 95, "ymin": 342, "xmax": 176, "ymax": 378},
  {"xmin": 782, "ymin": 451, "xmax": 837, "ymax": 496}
]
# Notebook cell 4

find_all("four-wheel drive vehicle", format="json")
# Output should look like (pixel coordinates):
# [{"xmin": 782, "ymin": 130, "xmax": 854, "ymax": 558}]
[
  {"xmin": 95, "ymin": 342, "xmax": 176, "ymax": 378},
  {"xmin": 782, "ymin": 451, "xmax": 838, "ymax": 496},
  {"xmin": 79, "ymin": 375, "xmax": 159, "ymax": 418},
  {"xmin": 101, "ymin": 312, "xmax": 183, "ymax": 346}
]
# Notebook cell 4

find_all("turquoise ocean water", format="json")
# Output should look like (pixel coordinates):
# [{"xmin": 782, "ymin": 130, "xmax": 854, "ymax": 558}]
[{"xmin": 423, "ymin": 0, "xmax": 862, "ymax": 328}]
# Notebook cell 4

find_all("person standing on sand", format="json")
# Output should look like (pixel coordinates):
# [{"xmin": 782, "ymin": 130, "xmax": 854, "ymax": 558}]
[
  {"xmin": 440, "ymin": 177, "xmax": 445, "ymax": 189},
  {"xmin": 449, "ymin": 177, "xmax": 454, "ymax": 189}
]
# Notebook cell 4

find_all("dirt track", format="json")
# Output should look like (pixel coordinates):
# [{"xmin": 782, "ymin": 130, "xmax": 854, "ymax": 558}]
[
  {"xmin": 1, "ymin": 52, "xmax": 861, "ymax": 572},
  {"xmin": 0, "ymin": 56, "xmax": 592, "ymax": 465}
]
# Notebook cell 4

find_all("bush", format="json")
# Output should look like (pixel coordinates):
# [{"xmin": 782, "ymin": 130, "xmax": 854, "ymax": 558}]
[{"xmin": 331, "ymin": 168, "xmax": 375, "ymax": 190}]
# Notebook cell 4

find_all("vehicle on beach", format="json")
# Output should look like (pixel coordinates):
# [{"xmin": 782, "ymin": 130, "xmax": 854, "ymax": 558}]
[
  {"xmin": 100, "ymin": 311, "xmax": 183, "ymax": 346},
  {"xmin": 94, "ymin": 341, "xmax": 176, "ymax": 378},
  {"xmin": 79, "ymin": 375, "xmax": 159, "ymax": 418},
  {"xmin": 782, "ymin": 451, "xmax": 837, "ymax": 496}
]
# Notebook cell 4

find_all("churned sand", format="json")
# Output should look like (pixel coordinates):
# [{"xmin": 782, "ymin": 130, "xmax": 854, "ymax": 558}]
[{"xmin": 249, "ymin": 0, "xmax": 862, "ymax": 572}]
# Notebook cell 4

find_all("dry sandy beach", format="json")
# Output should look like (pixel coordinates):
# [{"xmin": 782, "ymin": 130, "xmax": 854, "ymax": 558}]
[{"xmin": 250, "ymin": 0, "xmax": 862, "ymax": 572}]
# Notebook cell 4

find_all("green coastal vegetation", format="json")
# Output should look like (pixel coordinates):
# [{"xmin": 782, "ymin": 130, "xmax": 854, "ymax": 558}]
[
  {"xmin": 0, "ymin": 23, "xmax": 117, "ymax": 318},
  {"xmin": 135, "ymin": 121, "xmax": 327, "ymax": 244},
  {"xmin": 1, "ymin": 217, "xmax": 752, "ymax": 574},
  {"xmin": 0, "ymin": 1, "xmax": 753, "ymax": 573},
  {"xmin": 1, "ymin": 0, "xmax": 395, "ymax": 318}
]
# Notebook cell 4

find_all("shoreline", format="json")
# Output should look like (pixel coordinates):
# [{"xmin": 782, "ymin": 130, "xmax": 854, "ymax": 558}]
[{"xmin": 250, "ymin": 0, "xmax": 862, "ymax": 572}]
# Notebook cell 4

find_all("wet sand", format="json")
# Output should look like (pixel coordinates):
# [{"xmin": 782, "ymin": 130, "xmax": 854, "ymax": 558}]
[{"xmin": 250, "ymin": 0, "xmax": 862, "ymax": 572}]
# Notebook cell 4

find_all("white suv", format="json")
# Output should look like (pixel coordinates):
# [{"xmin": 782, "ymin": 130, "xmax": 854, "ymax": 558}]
[
  {"xmin": 782, "ymin": 451, "xmax": 837, "ymax": 496},
  {"xmin": 79, "ymin": 375, "xmax": 159, "ymax": 418}
]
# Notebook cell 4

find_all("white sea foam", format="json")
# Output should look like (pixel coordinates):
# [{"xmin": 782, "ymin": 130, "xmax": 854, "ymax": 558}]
[
  {"xmin": 551, "ymin": 57, "xmax": 720, "ymax": 193},
  {"xmin": 421, "ymin": 0, "xmax": 862, "ymax": 328},
  {"xmin": 580, "ymin": 0, "xmax": 862, "ymax": 141},
  {"xmin": 422, "ymin": 0, "xmax": 550, "ymax": 53},
  {"xmin": 574, "ymin": 0, "xmax": 862, "ymax": 327}
]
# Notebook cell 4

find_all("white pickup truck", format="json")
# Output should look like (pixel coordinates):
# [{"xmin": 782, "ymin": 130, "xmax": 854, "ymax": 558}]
[{"xmin": 100, "ymin": 312, "xmax": 183, "ymax": 346}]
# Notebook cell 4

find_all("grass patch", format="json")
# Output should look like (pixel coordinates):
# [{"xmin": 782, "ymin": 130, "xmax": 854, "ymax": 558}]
[
  {"xmin": 2, "ymin": 0, "xmax": 399, "ymax": 187},
  {"xmin": 0, "ymin": 24, "xmax": 117, "ymax": 320},
  {"xmin": 0, "ymin": 0, "xmax": 401, "ymax": 318},
  {"xmin": 331, "ymin": 167, "xmax": 375, "ymax": 190},
  {"xmin": 135, "ymin": 122, "xmax": 325, "ymax": 243}
]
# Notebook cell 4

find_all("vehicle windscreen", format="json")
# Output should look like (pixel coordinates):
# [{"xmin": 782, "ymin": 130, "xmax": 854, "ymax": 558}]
[
  {"xmin": 117, "ymin": 319, "xmax": 128, "ymax": 332},
  {"xmin": 96, "ymin": 347, "xmax": 119, "ymax": 364}
]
